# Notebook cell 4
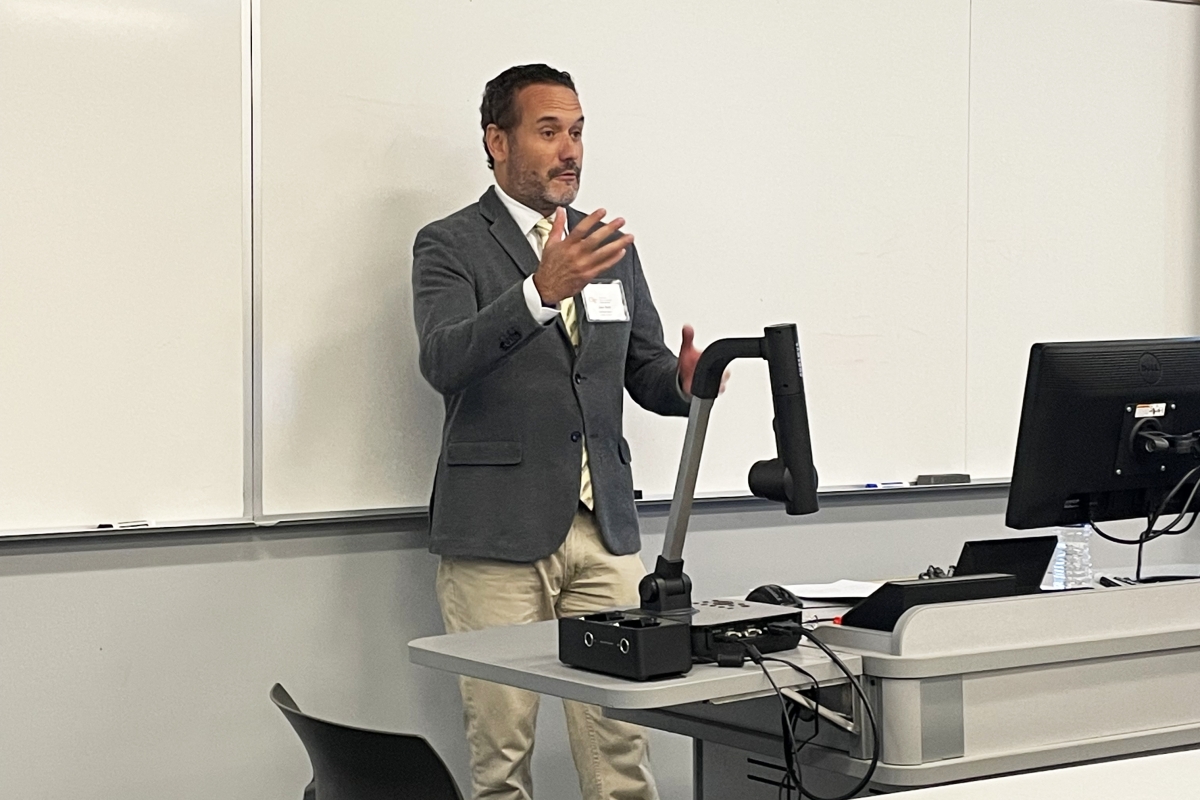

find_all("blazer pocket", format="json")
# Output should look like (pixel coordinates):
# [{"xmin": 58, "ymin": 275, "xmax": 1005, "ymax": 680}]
[
  {"xmin": 446, "ymin": 441, "xmax": 523, "ymax": 466},
  {"xmin": 618, "ymin": 437, "xmax": 633, "ymax": 465}
]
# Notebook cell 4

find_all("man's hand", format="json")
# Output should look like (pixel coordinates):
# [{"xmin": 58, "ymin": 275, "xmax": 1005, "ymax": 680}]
[
  {"xmin": 678, "ymin": 325, "xmax": 730, "ymax": 397},
  {"xmin": 532, "ymin": 207, "xmax": 633, "ymax": 304}
]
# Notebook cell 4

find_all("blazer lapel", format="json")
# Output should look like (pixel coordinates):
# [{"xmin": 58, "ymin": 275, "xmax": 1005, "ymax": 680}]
[
  {"xmin": 480, "ymin": 188, "xmax": 589, "ymax": 353},
  {"xmin": 480, "ymin": 186, "xmax": 539, "ymax": 278},
  {"xmin": 566, "ymin": 206, "xmax": 592, "ymax": 356}
]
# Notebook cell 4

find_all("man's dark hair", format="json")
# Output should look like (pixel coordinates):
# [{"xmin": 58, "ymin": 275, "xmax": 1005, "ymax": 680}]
[{"xmin": 480, "ymin": 64, "xmax": 576, "ymax": 170}]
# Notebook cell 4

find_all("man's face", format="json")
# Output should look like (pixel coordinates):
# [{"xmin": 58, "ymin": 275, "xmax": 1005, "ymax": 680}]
[{"xmin": 491, "ymin": 83, "xmax": 583, "ymax": 215}]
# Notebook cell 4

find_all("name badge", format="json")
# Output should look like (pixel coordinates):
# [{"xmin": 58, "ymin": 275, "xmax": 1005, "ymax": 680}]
[{"xmin": 581, "ymin": 280, "xmax": 630, "ymax": 323}]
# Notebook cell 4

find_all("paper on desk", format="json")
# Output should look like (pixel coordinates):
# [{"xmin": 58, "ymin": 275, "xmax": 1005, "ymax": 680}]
[
  {"xmin": 720, "ymin": 593, "xmax": 852, "ymax": 624},
  {"xmin": 782, "ymin": 580, "xmax": 883, "ymax": 601}
]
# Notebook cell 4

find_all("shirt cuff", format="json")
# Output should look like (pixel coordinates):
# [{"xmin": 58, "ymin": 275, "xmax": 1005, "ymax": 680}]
[{"xmin": 523, "ymin": 275, "xmax": 559, "ymax": 324}]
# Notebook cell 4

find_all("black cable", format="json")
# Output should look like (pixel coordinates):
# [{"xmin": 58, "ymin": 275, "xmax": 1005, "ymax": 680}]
[
  {"xmin": 761, "ymin": 655, "xmax": 824, "ymax": 798},
  {"xmin": 1090, "ymin": 522, "xmax": 1147, "ymax": 546},
  {"xmin": 1088, "ymin": 466, "xmax": 1200, "ymax": 580},
  {"xmin": 1145, "ymin": 467, "xmax": 1200, "ymax": 533},
  {"xmin": 740, "ymin": 643, "xmax": 803, "ymax": 800},
  {"xmin": 1135, "ymin": 467, "xmax": 1200, "ymax": 581},
  {"xmin": 1146, "ymin": 473, "xmax": 1200, "ymax": 537},
  {"xmin": 1136, "ymin": 520, "xmax": 1150, "ymax": 582},
  {"xmin": 1138, "ymin": 510, "xmax": 1200, "ymax": 581},
  {"xmin": 743, "ymin": 644, "xmax": 836, "ymax": 799},
  {"xmin": 737, "ymin": 628, "xmax": 880, "ymax": 800},
  {"xmin": 797, "ymin": 627, "xmax": 881, "ymax": 800},
  {"xmin": 1167, "ymin": 511, "xmax": 1200, "ymax": 537}
]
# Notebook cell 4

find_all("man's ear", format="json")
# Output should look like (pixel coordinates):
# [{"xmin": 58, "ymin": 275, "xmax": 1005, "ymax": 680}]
[{"xmin": 485, "ymin": 124, "xmax": 508, "ymax": 167}]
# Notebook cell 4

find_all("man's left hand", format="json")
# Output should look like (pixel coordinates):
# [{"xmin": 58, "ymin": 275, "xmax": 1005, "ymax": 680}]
[{"xmin": 678, "ymin": 325, "xmax": 729, "ymax": 397}]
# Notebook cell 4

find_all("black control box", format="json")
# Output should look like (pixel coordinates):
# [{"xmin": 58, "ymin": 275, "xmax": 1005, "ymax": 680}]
[
  {"xmin": 559, "ymin": 600, "xmax": 806, "ymax": 680},
  {"xmin": 559, "ymin": 610, "xmax": 692, "ymax": 681},
  {"xmin": 689, "ymin": 599, "xmax": 804, "ymax": 665},
  {"xmin": 690, "ymin": 623, "xmax": 804, "ymax": 666}
]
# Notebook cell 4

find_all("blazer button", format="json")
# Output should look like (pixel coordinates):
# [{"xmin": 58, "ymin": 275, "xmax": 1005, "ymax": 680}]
[
  {"xmin": 574, "ymin": 373, "xmax": 584, "ymax": 384},
  {"xmin": 571, "ymin": 431, "xmax": 582, "ymax": 442}
]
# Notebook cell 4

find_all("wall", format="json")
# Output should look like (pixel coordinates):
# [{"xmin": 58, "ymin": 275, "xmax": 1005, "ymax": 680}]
[{"xmin": 2, "ymin": 492, "xmax": 1196, "ymax": 799}]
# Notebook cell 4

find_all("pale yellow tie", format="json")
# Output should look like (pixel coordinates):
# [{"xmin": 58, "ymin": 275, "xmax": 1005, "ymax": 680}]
[{"xmin": 533, "ymin": 217, "xmax": 593, "ymax": 509}]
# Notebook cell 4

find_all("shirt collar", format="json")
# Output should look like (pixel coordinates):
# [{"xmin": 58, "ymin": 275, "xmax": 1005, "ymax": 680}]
[{"xmin": 493, "ymin": 182, "xmax": 562, "ymax": 236}]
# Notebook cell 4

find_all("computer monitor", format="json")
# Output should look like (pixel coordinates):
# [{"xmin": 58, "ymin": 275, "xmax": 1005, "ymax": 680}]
[{"xmin": 1006, "ymin": 338, "xmax": 1200, "ymax": 530}]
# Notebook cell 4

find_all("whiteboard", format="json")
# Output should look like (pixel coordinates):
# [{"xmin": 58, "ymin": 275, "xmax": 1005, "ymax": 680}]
[
  {"xmin": 258, "ymin": 0, "xmax": 972, "ymax": 514},
  {"xmin": 0, "ymin": 0, "xmax": 248, "ymax": 531},
  {"xmin": 965, "ymin": 0, "xmax": 1200, "ymax": 479},
  {"xmin": 258, "ymin": 0, "xmax": 1199, "ymax": 515}
]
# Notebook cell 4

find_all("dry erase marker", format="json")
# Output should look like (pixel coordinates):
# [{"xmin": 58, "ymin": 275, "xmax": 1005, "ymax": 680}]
[{"xmin": 863, "ymin": 481, "xmax": 907, "ymax": 489}]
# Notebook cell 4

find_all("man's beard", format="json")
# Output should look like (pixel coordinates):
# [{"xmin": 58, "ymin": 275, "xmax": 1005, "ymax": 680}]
[{"xmin": 507, "ymin": 151, "xmax": 581, "ymax": 212}]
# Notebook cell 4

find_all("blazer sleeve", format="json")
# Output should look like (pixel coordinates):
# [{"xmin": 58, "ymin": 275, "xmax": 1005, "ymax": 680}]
[
  {"xmin": 412, "ymin": 223, "xmax": 547, "ymax": 396},
  {"xmin": 624, "ymin": 245, "xmax": 691, "ymax": 417}
]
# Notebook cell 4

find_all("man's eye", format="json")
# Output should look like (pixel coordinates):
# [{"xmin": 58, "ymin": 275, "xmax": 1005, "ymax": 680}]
[
  {"xmin": 541, "ymin": 130, "xmax": 555, "ymax": 138},
  {"xmin": 570, "ymin": 130, "xmax": 582, "ymax": 140}
]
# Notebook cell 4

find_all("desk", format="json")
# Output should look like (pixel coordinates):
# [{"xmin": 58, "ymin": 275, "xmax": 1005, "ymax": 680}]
[
  {"xmin": 410, "ymin": 580, "xmax": 1200, "ymax": 798},
  {"xmin": 409, "ymin": 621, "xmax": 861, "ymax": 710},
  {"xmin": 891, "ymin": 747, "xmax": 1200, "ymax": 799}
]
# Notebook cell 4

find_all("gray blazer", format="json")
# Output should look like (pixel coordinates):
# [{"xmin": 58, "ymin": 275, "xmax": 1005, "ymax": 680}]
[{"xmin": 412, "ymin": 187, "xmax": 689, "ymax": 562}]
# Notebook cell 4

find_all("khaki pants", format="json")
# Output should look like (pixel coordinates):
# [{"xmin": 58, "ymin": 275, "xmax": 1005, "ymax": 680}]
[{"xmin": 436, "ymin": 508, "xmax": 660, "ymax": 800}]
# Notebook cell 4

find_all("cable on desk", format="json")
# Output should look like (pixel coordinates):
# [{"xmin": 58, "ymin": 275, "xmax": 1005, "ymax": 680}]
[
  {"xmin": 736, "ymin": 627, "xmax": 880, "ymax": 800},
  {"xmin": 796, "ymin": 626, "xmax": 880, "ymax": 800},
  {"xmin": 738, "ymin": 642, "xmax": 817, "ymax": 800},
  {"xmin": 1091, "ymin": 466, "xmax": 1200, "ymax": 581}
]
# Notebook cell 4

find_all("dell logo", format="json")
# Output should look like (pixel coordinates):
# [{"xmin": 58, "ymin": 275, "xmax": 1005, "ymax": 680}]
[{"xmin": 1139, "ymin": 353, "xmax": 1162, "ymax": 385}]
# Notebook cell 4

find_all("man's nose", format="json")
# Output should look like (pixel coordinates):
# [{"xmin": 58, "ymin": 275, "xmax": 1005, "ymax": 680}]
[{"xmin": 559, "ymin": 137, "xmax": 581, "ymax": 163}]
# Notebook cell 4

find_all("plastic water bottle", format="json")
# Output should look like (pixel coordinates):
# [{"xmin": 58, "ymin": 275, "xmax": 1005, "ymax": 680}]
[
  {"xmin": 1050, "ymin": 539, "xmax": 1066, "ymax": 590},
  {"xmin": 1054, "ymin": 524, "xmax": 1094, "ymax": 589}
]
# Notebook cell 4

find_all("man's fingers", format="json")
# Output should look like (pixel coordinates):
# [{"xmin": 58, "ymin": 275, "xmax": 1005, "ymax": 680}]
[
  {"xmin": 585, "ymin": 234, "xmax": 634, "ymax": 269},
  {"xmin": 569, "ymin": 211, "xmax": 630, "ymax": 249},
  {"xmin": 580, "ymin": 217, "xmax": 626, "ymax": 244},
  {"xmin": 551, "ymin": 213, "xmax": 632, "ymax": 288},
  {"xmin": 566, "ymin": 207, "xmax": 607, "ymax": 240},
  {"xmin": 583, "ymin": 248, "xmax": 628, "ymax": 281},
  {"xmin": 549, "ymin": 206, "xmax": 567, "ymax": 240},
  {"xmin": 681, "ymin": 324, "xmax": 696, "ymax": 352}
]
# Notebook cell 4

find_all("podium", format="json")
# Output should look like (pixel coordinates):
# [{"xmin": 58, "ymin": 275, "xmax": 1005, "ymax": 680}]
[
  {"xmin": 605, "ymin": 579, "xmax": 1200, "ymax": 796},
  {"xmin": 412, "ymin": 580, "xmax": 1200, "ymax": 796}
]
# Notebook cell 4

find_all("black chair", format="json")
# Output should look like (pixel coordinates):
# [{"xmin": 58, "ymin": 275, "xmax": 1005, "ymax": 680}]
[{"xmin": 271, "ymin": 683, "xmax": 464, "ymax": 800}]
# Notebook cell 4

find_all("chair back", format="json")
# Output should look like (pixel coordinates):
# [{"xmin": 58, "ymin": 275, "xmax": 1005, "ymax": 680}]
[{"xmin": 271, "ymin": 683, "xmax": 463, "ymax": 800}]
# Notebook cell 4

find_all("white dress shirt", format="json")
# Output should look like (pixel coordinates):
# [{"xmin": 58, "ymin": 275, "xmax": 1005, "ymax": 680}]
[{"xmin": 493, "ymin": 183, "xmax": 565, "ymax": 325}]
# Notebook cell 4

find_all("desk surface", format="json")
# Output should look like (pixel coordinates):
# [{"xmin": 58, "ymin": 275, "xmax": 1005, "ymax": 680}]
[
  {"xmin": 409, "ymin": 620, "xmax": 862, "ymax": 709},
  {"xmin": 896, "ymin": 747, "xmax": 1200, "ymax": 799}
]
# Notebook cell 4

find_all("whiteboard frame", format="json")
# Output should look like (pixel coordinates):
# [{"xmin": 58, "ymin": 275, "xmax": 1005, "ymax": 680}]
[
  {"xmin": 249, "ymin": 0, "xmax": 265, "ymax": 521},
  {"xmin": 2, "ymin": 0, "xmax": 1191, "ymax": 537},
  {"xmin": 0, "ymin": 480, "xmax": 1011, "ymax": 542},
  {"xmin": 0, "ymin": 0, "xmax": 253, "ymax": 537},
  {"xmin": 243, "ymin": 0, "xmax": 259, "ymax": 521}
]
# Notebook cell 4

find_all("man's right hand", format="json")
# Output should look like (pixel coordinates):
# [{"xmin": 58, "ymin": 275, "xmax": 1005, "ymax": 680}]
[{"xmin": 532, "ymin": 207, "xmax": 634, "ymax": 304}]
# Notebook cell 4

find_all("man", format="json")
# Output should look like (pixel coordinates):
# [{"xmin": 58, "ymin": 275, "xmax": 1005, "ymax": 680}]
[{"xmin": 412, "ymin": 64, "xmax": 711, "ymax": 800}]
